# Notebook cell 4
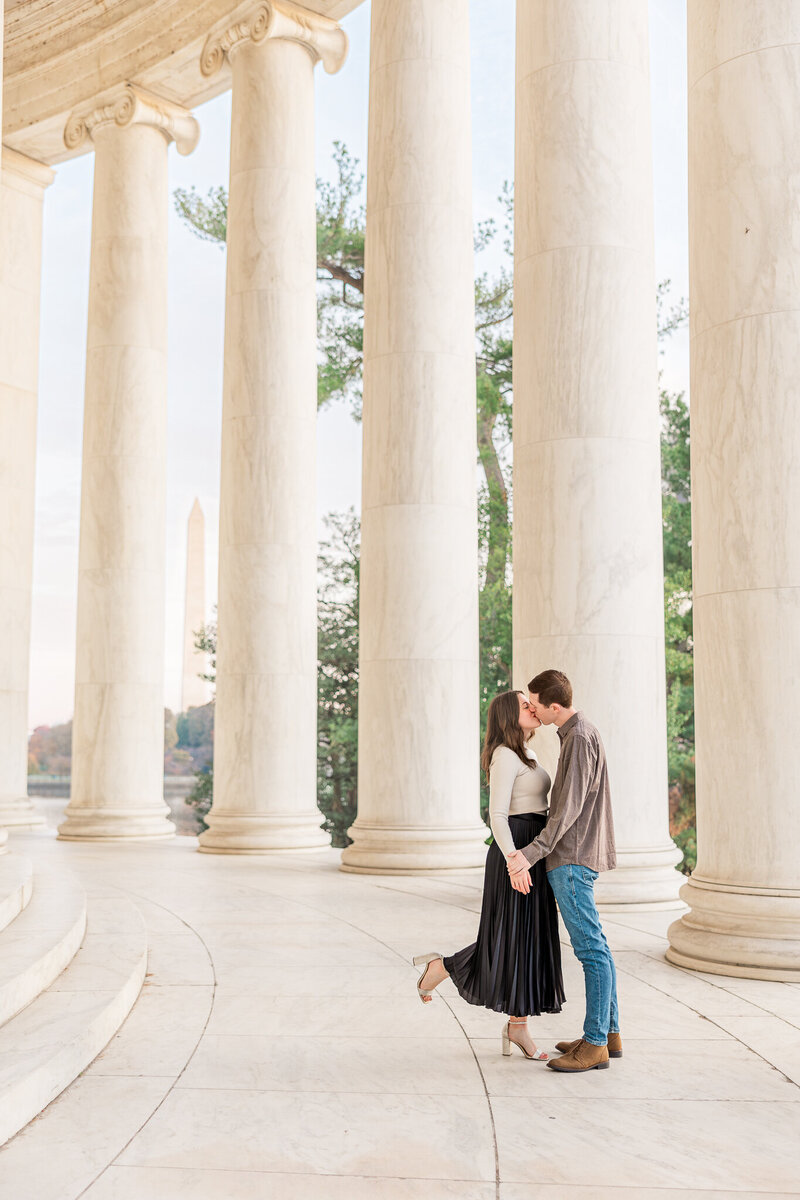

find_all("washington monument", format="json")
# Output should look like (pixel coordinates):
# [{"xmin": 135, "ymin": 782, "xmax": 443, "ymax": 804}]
[{"xmin": 181, "ymin": 499, "xmax": 211, "ymax": 711}]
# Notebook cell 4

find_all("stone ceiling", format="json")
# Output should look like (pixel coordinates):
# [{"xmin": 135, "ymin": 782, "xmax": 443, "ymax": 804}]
[{"xmin": 2, "ymin": 0, "xmax": 365, "ymax": 164}]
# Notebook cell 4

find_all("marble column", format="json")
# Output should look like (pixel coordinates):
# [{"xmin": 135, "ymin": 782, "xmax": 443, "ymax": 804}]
[
  {"xmin": 341, "ymin": 0, "xmax": 488, "ymax": 873},
  {"xmin": 667, "ymin": 5, "xmax": 800, "ymax": 980},
  {"xmin": 197, "ymin": 3, "xmax": 347, "ymax": 853},
  {"xmin": 513, "ymin": 1, "xmax": 682, "ymax": 907},
  {"xmin": 58, "ymin": 86, "xmax": 198, "ymax": 841},
  {"xmin": 181, "ymin": 499, "xmax": 210, "ymax": 712},
  {"xmin": 0, "ymin": 149, "xmax": 53, "ymax": 832},
  {"xmin": 0, "ymin": 0, "xmax": 6, "ymax": 856}
]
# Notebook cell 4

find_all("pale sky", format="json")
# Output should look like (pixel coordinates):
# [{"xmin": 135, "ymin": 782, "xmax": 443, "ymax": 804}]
[{"xmin": 29, "ymin": 0, "xmax": 688, "ymax": 727}]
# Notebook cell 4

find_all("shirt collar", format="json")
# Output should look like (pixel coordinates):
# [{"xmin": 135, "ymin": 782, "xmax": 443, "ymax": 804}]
[{"xmin": 557, "ymin": 711, "xmax": 580, "ymax": 741}]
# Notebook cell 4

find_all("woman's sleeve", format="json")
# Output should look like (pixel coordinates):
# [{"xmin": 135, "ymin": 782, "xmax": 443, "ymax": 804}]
[{"xmin": 488, "ymin": 749, "xmax": 520, "ymax": 857}]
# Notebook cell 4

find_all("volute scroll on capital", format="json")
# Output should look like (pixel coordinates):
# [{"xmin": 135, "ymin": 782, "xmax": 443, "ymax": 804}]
[
  {"xmin": 64, "ymin": 85, "xmax": 200, "ymax": 155},
  {"xmin": 200, "ymin": 0, "xmax": 348, "ymax": 77}
]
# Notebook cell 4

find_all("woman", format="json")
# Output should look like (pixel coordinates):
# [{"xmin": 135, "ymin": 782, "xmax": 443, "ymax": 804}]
[{"xmin": 413, "ymin": 690, "xmax": 565, "ymax": 1060}]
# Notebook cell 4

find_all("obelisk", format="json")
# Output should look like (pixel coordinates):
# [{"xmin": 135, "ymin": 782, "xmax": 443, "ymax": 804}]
[{"xmin": 181, "ymin": 499, "xmax": 210, "ymax": 711}]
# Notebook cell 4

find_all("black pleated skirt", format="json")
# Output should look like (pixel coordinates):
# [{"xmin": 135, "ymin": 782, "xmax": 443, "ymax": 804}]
[{"xmin": 443, "ymin": 812, "xmax": 565, "ymax": 1016}]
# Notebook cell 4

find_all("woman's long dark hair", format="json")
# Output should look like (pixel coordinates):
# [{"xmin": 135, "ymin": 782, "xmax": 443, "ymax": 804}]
[{"xmin": 480, "ymin": 690, "xmax": 537, "ymax": 782}]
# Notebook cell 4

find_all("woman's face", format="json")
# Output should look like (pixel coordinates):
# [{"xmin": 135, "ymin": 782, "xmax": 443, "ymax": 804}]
[{"xmin": 517, "ymin": 692, "xmax": 541, "ymax": 732}]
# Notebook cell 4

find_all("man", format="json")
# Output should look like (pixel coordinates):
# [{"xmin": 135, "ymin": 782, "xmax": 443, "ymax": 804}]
[{"xmin": 505, "ymin": 669, "xmax": 621, "ymax": 1072}]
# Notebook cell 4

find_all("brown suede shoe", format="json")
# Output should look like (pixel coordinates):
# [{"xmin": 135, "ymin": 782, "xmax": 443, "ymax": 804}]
[
  {"xmin": 547, "ymin": 1038, "xmax": 610, "ymax": 1072},
  {"xmin": 555, "ymin": 1031, "xmax": 622, "ymax": 1058}
]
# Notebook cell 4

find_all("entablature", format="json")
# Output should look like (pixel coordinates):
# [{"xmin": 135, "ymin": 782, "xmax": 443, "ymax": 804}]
[{"xmin": 2, "ymin": 0, "xmax": 361, "ymax": 164}]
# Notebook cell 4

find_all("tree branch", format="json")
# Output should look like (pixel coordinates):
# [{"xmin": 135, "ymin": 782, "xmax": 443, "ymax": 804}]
[{"xmin": 318, "ymin": 259, "xmax": 364, "ymax": 295}]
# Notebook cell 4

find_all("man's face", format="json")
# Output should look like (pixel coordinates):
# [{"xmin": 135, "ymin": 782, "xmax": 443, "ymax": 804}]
[{"xmin": 528, "ymin": 692, "xmax": 557, "ymax": 725}]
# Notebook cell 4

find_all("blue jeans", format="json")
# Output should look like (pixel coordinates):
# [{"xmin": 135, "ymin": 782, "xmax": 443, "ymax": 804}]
[{"xmin": 547, "ymin": 864, "xmax": 619, "ymax": 1046}]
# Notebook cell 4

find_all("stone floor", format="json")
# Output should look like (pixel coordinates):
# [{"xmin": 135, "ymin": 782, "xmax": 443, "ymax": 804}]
[{"xmin": 1, "ymin": 826, "xmax": 799, "ymax": 1199}]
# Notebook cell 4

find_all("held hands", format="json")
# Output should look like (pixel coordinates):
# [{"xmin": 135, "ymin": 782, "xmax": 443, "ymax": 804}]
[
  {"xmin": 506, "ymin": 849, "xmax": 532, "ymax": 894},
  {"xmin": 509, "ymin": 869, "xmax": 531, "ymax": 894}
]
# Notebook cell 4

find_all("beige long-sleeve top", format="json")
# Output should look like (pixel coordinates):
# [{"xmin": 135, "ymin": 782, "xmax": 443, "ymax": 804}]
[{"xmin": 488, "ymin": 744, "xmax": 551, "ymax": 857}]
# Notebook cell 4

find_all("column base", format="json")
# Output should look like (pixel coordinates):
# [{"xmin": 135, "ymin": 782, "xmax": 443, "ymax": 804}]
[
  {"xmin": 0, "ymin": 797, "xmax": 47, "ymax": 830},
  {"xmin": 595, "ymin": 841, "xmax": 685, "ymax": 911},
  {"xmin": 340, "ymin": 821, "xmax": 489, "ymax": 874},
  {"xmin": 198, "ymin": 811, "xmax": 330, "ymax": 854},
  {"xmin": 666, "ymin": 875, "xmax": 800, "ymax": 981},
  {"xmin": 58, "ymin": 804, "xmax": 175, "ymax": 842}
]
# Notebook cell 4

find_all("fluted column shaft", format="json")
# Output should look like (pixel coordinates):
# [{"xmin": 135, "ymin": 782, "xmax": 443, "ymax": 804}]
[
  {"xmin": 199, "ymin": 4, "xmax": 347, "ymax": 853},
  {"xmin": 667, "ymin": 4, "xmax": 800, "ymax": 979},
  {"xmin": 0, "ymin": 150, "xmax": 53, "ymax": 831},
  {"xmin": 513, "ymin": 1, "xmax": 681, "ymax": 907},
  {"xmin": 60, "ymin": 88, "xmax": 197, "ymax": 841},
  {"xmin": 341, "ymin": 0, "xmax": 487, "ymax": 873}
]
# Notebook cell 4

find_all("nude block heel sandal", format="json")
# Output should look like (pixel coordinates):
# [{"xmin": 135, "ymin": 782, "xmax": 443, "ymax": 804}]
[
  {"xmin": 503, "ymin": 1019, "xmax": 549, "ymax": 1060},
  {"xmin": 412, "ymin": 952, "xmax": 443, "ymax": 1004}
]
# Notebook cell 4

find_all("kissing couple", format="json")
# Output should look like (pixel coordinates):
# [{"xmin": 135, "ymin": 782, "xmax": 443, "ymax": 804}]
[{"xmin": 413, "ymin": 668, "xmax": 620, "ymax": 1072}]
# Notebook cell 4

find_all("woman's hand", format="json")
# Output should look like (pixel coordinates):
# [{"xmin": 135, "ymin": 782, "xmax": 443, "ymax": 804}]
[
  {"xmin": 509, "ymin": 865, "xmax": 532, "ymax": 893},
  {"xmin": 506, "ymin": 849, "xmax": 532, "ymax": 894}
]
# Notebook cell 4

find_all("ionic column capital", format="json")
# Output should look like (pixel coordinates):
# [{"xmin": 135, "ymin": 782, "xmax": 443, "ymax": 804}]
[
  {"xmin": 200, "ymin": 0, "xmax": 348, "ymax": 78},
  {"xmin": 64, "ymin": 84, "xmax": 200, "ymax": 155}
]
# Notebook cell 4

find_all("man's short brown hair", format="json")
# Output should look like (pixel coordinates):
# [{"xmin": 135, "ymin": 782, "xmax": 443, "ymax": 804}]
[{"xmin": 528, "ymin": 669, "xmax": 572, "ymax": 708}]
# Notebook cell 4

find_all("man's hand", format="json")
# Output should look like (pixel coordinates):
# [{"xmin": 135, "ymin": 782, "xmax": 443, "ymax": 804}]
[{"xmin": 506, "ymin": 849, "xmax": 529, "ymax": 877}]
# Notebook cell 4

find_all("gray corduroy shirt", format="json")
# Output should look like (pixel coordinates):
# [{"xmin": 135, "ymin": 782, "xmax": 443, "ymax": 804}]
[{"xmin": 520, "ymin": 711, "xmax": 616, "ymax": 873}]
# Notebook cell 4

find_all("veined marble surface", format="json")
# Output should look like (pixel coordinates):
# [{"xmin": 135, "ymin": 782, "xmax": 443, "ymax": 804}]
[
  {"xmin": 670, "ymin": 1, "xmax": 800, "ymax": 975},
  {"xmin": 512, "ymin": 1, "xmax": 679, "ymax": 908},
  {"xmin": 0, "ymin": 150, "xmax": 51, "ymax": 829},
  {"xmin": 0, "ymin": 830, "xmax": 797, "ymax": 1199},
  {"xmin": 61, "ymin": 115, "xmax": 174, "ymax": 842},
  {"xmin": 345, "ymin": 0, "xmax": 485, "ymax": 871},
  {"xmin": 202, "ymin": 34, "xmax": 326, "ymax": 853}
]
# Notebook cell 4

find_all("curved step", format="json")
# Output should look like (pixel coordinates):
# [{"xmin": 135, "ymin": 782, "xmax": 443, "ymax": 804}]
[
  {"xmin": 0, "ymin": 892, "xmax": 147, "ymax": 1147},
  {"xmin": 0, "ymin": 855, "xmax": 33, "ymax": 934},
  {"xmin": 0, "ymin": 865, "xmax": 86, "ymax": 1027}
]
